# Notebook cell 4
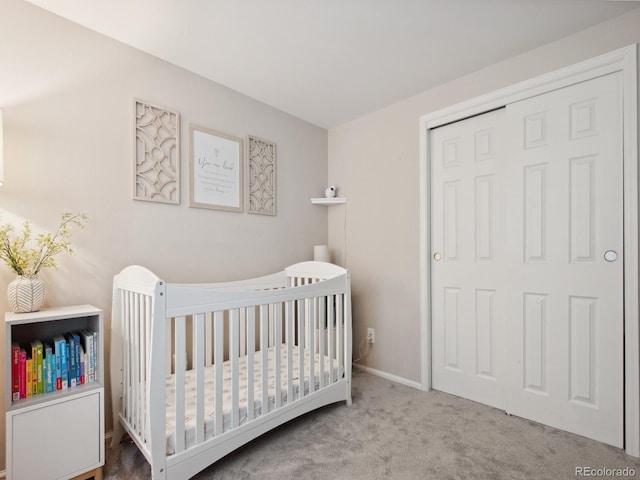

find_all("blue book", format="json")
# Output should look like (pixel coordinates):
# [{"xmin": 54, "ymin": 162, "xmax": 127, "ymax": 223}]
[
  {"xmin": 53, "ymin": 335, "xmax": 66, "ymax": 390},
  {"xmin": 65, "ymin": 334, "xmax": 77, "ymax": 387},
  {"xmin": 72, "ymin": 333, "xmax": 81, "ymax": 385},
  {"xmin": 65, "ymin": 341, "xmax": 72, "ymax": 387}
]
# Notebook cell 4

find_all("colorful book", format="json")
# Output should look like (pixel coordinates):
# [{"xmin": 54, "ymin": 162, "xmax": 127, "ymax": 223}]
[
  {"xmin": 81, "ymin": 330, "xmax": 95, "ymax": 383},
  {"xmin": 92, "ymin": 330, "xmax": 98, "ymax": 381},
  {"xmin": 11, "ymin": 343, "xmax": 20, "ymax": 401},
  {"xmin": 72, "ymin": 332, "xmax": 81, "ymax": 385},
  {"xmin": 79, "ymin": 345, "xmax": 86, "ymax": 385},
  {"xmin": 30, "ymin": 340, "xmax": 43, "ymax": 395},
  {"xmin": 65, "ymin": 334, "xmax": 76, "ymax": 387},
  {"xmin": 25, "ymin": 357, "xmax": 33, "ymax": 398},
  {"xmin": 65, "ymin": 341, "xmax": 71, "ymax": 388},
  {"xmin": 43, "ymin": 343, "xmax": 54, "ymax": 393},
  {"xmin": 19, "ymin": 349, "xmax": 27, "ymax": 399},
  {"xmin": 53, "ymin": 335, "xmax": 67, "ymax": 390}
]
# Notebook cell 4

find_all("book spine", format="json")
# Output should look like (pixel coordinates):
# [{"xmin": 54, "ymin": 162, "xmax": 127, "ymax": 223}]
[
  {"xmin": 92, "ymin": 330, "xmax": 98, "ymax": 382},
  {"xmin": 82, "ymin": 330, "xmax": 95, "ymax": 383},
  {"xmin": 11, "ymin": 343, "xmax": 20, "ymax": 401},
  {"xmin": 42, "ymin": 350, "xmax": 47, "ymax": 393},
  {"xmin": 26, "ymin": 358, "xmax": 33, "ymax": 397},
  {"xmin": 54, "ymin": 336, "xmax": 64, "ymax": 390},
  {"xmin": 44, "ymin": 344, "xmax": 54, "ymax": 393},
  {"xmin": 65, "ymin": 335, "xmax": 76, "ymax": 388},
  {"xmin": 73, "ymin": 333, "xmax": 81, "ymax": 386},
  {"xmin": 79, "ymin": 350, "xmax": 85, "ymax": 385},
  {"xmin": 62, "ymin": 338, "xmax": 68, "ymax": 390},
  {"xmin": 19, "ymin": 349, "xmax": 26, "ymax": 399},
  {"xmin": 35, "ymin": 342, "xmax": 43, "ymax": 395}
]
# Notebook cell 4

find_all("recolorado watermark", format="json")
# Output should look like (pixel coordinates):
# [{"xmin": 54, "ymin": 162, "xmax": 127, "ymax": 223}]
[{"xmin": 576, "ymin": 466, "xmax": 636, "ymax": 477}]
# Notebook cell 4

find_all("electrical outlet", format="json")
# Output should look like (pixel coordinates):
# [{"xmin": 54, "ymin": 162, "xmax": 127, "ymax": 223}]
[{"xmin": 367, "ymin": 328, "xmax": 375, "ymax": 344}]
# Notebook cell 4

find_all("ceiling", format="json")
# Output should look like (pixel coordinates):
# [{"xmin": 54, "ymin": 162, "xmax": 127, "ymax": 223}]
[{"xmin": 23, "ymin": 0, "xmax": 640, "ymax": 128}]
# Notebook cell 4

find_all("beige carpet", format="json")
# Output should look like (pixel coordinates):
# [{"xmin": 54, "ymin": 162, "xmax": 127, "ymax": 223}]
[{"xmin": 105, "ymin": 371, "xmax": 640, "ymax": 479}]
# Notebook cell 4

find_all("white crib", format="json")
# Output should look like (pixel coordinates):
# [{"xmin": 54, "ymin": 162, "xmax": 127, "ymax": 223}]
[{"xmin": 110, "ymin": 261, "xmax": 352, "ymax": 479}]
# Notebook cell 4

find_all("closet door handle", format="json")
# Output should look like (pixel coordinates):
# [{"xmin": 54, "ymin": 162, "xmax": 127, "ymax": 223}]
[
  {"xmin": 604, "ymin": 250, "xmax": 618, "ymax": 262},
  {"xmin": 433, "ymin": 252, "xmax": 442, "ymax": 261}
]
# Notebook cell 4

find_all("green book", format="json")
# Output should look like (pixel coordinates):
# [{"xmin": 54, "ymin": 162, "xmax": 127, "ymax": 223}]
[{"xmin": 30, "ymin": 340, "xmax": 43, "ymax": 395}]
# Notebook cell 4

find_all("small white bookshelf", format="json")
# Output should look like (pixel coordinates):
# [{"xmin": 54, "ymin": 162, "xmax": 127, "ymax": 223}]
[{"xmin": 5, "ymin": 305, "xmax": 105, "ymax": 480}]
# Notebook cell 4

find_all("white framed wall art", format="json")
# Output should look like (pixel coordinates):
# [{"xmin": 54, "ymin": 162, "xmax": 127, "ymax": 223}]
[
  {"xmin": 189, "ymin": 124, "xmax": 244, "ymax": 212},
  {"xmin": 247, "ymin": 135, "xmax": 277, "ymax": 216},
  {"xmin": 133, "ymin": 99, "xmax": 180, "ymax": 204}
]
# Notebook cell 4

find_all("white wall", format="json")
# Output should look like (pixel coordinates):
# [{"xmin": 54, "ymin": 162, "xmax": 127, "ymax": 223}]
[
  {"xmin": 0, "ymin": 0, "xmax": 328, "ymax": 470},
  {"xmin": 328, "ymin": 8, "xmax": 640, "ymax": 385}
]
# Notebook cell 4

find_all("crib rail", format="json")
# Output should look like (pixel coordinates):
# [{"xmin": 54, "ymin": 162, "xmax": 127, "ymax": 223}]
[{"xmin": 111, "ymin": 262, "xmax": 351, "ymax": 478}]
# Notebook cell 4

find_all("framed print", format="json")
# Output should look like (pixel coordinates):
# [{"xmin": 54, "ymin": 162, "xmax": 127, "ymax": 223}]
[
  {"xmin": 247, "ymin": 135, "xmax": 277, "ymax": 216},
  {"xmin": 189, "ymin": 124, "xmax": 243, "ymax": 212},
  {"xmin": 133, "ymin": 99, "xmax": 180, "ymax": 204}
]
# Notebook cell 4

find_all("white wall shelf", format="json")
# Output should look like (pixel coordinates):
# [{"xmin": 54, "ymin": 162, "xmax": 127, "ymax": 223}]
[{"xmin": 311, "ymin": 197, "xmax": 347, "ymax": 205}]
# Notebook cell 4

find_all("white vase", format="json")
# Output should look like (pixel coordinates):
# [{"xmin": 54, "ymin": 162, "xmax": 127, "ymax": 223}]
[{"xmin": 8, "ymin": 275, "xmax": 46, "ymax": 313}]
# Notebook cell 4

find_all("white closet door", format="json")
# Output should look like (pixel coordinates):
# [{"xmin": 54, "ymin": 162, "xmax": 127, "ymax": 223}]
[
  {"xmin": 431, "ymin": 72, "xmax": 624, "ymax": 448},
  {"xmin": 431, "ymin": 109, "xmax": 508, "ymax": 410},
  {"xmin": 505, "ymin": 72, "xmax": 623, "ymax": 447}
]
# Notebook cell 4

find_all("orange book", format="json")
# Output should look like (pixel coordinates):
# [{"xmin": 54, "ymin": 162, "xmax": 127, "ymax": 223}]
[{"xmin": 26, "ymin": 358, "xmax": 33, "ymax": 397}]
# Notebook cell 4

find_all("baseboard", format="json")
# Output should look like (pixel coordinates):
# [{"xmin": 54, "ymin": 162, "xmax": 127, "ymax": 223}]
[{"xmin": 353, "ymin": 363, "xmax": 422, "ymax": 390}]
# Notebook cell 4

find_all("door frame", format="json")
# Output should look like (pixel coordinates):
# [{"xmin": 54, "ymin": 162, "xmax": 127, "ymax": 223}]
[{"xmin": 418, "ymin": 44, "xmax": 639, "ymax": 455}]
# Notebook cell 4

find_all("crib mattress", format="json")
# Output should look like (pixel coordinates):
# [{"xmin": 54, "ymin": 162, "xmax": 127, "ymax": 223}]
[{"xmin": 165, "ymin": 344, "xmax": 339, "ymax": 454}]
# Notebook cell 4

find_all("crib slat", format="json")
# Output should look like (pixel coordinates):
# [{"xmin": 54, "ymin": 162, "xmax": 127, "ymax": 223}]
[
  {"xmin": 165, "ymin": 316, "xmax": 172, "ymax": 376},
  {"xmin": 298, "ymin": 299, "xmax": 305, "ymax": 399},
  {"xmin": 286, "ymin": 300, "xmax": 294, "ymax": 404},
  {"xmin": 239, "ymin": 308, "xmax": 247, "ymax": 356},
  {"xmin": 337, "ymin": 295, "xmax": 344, "ymax": 381},
  {"xmin": 274, "ymin": 302, "xmax": 282, "ymax": 408},
  {"xmin": 139, "ymin": 295, "xmax": 147, "ymax": 436},
  {"xmin": 142, "ymin": 295, "xmax": 151, "ymax": 443},
  {"xmin": 269, "ymin": 304, "xmax": 275, "ymax": 347},
  {"xmin": 205, "ymin": 312, "xmax": 213, "ymax": 367},
  {"xmin": 123, "ymin": 291, "xmax": 131, "ymax": 425},
  {"xmin": 260, "ymin": 304, "xmax": 269, "ymax": 415},
  {"xmin": 328, "ymin": 295, "xmax": 335, "ymax": 384},
  {"xmin": 132, "ymin": 293, "xmax": 140, "ymax": 435},
  {"xmin": 247, "ymin": 307, "xmax": 255, "ymax": 422},
  {"xmin": 214, "ymin": 311, "xmax": 224, "ymax": 436},
  {"xmin": 230, "ymin": 309, "xmax": 240, "ymax": 428},
  {"xmin": 194, "ymin": 313, "xmax": 205, "ymax": 445},
  {"xmin": 308, "ymin": 297, "xmax": 315, "ymax": 394},
  {"xmin": 319, "ymin": 296, "xmax": 326, "ymax": 388},
  {"xmin": 127, "ymin": 291, "xmax": 134, "ymax": 429},
  {"xmin": 174, "ymin": 315, "xmax": 186, "ymax": 453}
]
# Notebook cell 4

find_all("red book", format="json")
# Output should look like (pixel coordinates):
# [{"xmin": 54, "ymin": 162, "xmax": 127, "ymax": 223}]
[
  {"xmin": 18, "ymin": 349, "xmax": 27, "ymax": 399},
  {"xmin": 11, "ymin": 343, "xmax": 19, "ymax": 401}
]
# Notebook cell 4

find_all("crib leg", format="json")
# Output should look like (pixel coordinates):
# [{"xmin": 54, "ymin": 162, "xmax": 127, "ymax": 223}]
[{"xmin": 346, "ymin": 381, "xmax": 352, "ymax": 406}]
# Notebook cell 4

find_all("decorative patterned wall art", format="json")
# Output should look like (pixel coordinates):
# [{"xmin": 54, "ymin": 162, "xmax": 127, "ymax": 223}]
[
  {"xmin": 190, "ymin": 125, "xmax": 244, "ymax": 212},
  {"xmin": 133, "ymin": 99, "xmax": 180, "ymax": 204},
  {"xmin": 247, "ymin": 135, "xmax": 277, "ymax": 216}
]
